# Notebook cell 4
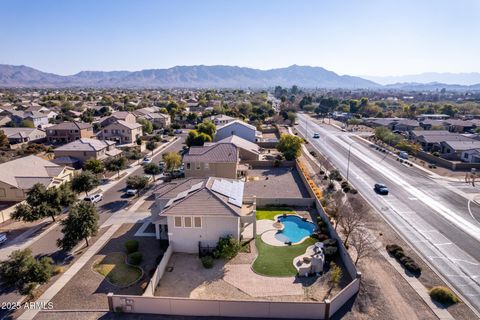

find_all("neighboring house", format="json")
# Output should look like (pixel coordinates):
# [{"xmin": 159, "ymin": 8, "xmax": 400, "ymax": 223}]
[
  {"xmin": 99, "ymin": 120, "xmax": 143, "ymax": 145},
  {"xmin": 417, "ymin": 114, "xmax": 450, "ymax": 121},
  {"xmin": 418, "ymin": 119, "xmax": 449, "ymax": 130},
  {"xmin": 0, "ymin": 115, "xmax": 11, "ymax": 126},
  {"xmin": 215, "ymin": 120, "xmax": 261, "ymax": 143},
  {"xmin": 1, "ymin": 127, "xmax": 46, "ymax": 145},
  {"xmin": 214, "ymin": 135, "xmax": 260, "ymax": 160},
  {"xmin": 410, "ymin": 130, "xmax": 471, "ymax": 152},
  {"xmin": 446, "ymin": 119, "xmax": 479, "ymax": 133},
  {"xmin": 440, "ymin": 140, "xmax": 480, "ymax": 161},
  {"xmin": 138, "ymin": 112, "xmax": 171, "ymax": 128},
  {"xmin": 9, "ymin": 111, "xmax": 49, "ymax": 128},
  {"xmin": 0, "ymin": 155, "xmax": 74, "ymax": 202},
  {"xmin": 99, "ymin": 111, "xmax": 137, "ymax": 127},
  {"xmin": 461, "ymin": 149, "xmax": 480, "ymax": 163},
  {"xmin": 46, "ymin": 121, "xmax": 94, "ymax": 144},
  {"xmin": 53, "ymin": 138, "xmax": 122, "ymax": 167},
  {"xmin": 183, "ymin": 143, "xmax": 239, "ymax": 179},
  {"xmin": 151, "ymin": 177, "xmax": 246, "ymax": 253},
  {"xmin": 210, "ymin": 114, "xmax": 236, "ymax": 126}
]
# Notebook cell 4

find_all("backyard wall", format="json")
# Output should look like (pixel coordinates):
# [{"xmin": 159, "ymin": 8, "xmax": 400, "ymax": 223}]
[
  {"xmin": 108, "ymin": 294, "xmax": 327, "ymax": 319},
  {"xmin": 0, "ymin": 201, "xmax": 23, "ymax": 223},
  {"xmin": 243, "ymin": 160, "xmax": 295, "ymax": 168},
  {"xmin": 255, "ymin": 197, "xmax": 314, "ymax": 207},
  {"xmin": 417, "ymin": 150, "xmax": 480, "ymax": 170},
  {"xmin": 143, "ymin": 245, "xmax": 172, "ymax": 297}
]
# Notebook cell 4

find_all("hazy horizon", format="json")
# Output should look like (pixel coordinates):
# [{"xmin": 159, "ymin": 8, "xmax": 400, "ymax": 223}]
[{"xmin": 1, "ymin": 0, "xmax": 480, "ymax": 78}]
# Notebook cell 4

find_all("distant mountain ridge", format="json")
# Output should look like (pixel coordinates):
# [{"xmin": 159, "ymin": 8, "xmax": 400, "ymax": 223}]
[
  {"xmin": 0, "ymin": 64, "xmax": 378, "ymax": 89},
  {"xmin": 364, "ymin": 72, "xmax": 480, "ymax": 86}
]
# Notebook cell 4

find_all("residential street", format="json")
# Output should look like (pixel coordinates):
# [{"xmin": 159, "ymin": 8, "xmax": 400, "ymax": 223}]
[
  {"xmin": 296, "ymin": 113, "xmax": 480, "ymax": 315},
  {"xmin": 0, "ymin": 135, "xmax": 185, "ymax": 319}
]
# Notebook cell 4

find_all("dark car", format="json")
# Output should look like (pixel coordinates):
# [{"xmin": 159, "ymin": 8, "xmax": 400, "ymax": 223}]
[{"xmin": 374, "ymin": 183, "xmax": 389, "ymax": 195}]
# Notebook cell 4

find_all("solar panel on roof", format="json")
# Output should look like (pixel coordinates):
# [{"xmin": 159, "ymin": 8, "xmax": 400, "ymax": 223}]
[{"xmin": 211, "ymin": 179, "xmax": 244, "ymax": 208}]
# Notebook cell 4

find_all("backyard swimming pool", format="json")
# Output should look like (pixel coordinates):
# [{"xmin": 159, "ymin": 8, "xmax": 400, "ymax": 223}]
[{"xmin": 274, "ymin": 215, "xmax": 315, "ymax": 244}]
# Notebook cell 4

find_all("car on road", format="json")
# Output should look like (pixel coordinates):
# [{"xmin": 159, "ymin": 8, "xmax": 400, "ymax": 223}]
[
  {"xmin": 84, "ymin": 193, "xmax": 103, "ymax": 203},
  {"xmin": 142, "ymin": 157, "xmax": 152, "ymax": 165},
  {"xmin": 174, "ymin": 129, "xmax": 183, "ymax": 134},
  {"xmin": 125, "ymin": 189, "xmax": 137, "ymax": 196},
  {"xmin": 0, "ymin": 233, "xmax": 7, "ymax": 245},
  {"xmin": 313, "ymin": 133, "xmax": 320, "ymax": 138},
  {"xmin": 374, "ymin": 183, "xmax": 389, "ymax": 195}
]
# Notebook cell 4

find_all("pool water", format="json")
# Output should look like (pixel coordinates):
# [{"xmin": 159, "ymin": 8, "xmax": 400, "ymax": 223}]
[{"xmin": 275, "ymin": 215, "xmax": 315, "ymax": 243}]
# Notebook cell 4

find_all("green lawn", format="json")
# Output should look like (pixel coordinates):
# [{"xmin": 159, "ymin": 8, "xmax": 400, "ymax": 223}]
[
  {"xmin": 256, "ymin": 207, "xmax": 295, "ymax": 220},
  {"xmin": 93, "ymin": 252, "xmax": 143, "ymax": 286},
  {"xmin": 252, "ymin": 236, "xmax": 316, "ymax": 276}
]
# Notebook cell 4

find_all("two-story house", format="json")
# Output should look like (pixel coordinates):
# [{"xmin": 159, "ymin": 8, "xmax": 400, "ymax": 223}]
[
  {"xmin": 46, "ymin": 121, "xmax": 94, "ymax": 144},
  {"xmin": 183, "ymin": 143, "xmax": 239, "ymax": 179},
  {"xmin": 99, "ymin": 111, "xmax": 137, "ymax": 127},
  {"xmin": 53, "ymin": 138, "xmax": 122, "ymax": 168},
  {"xmin": 100, "ymin": 120, "xmax": 143, "ymax": 145},
  {"xmin": 215, "ymin": 120, "xmax": 261, "ymax": 143}
]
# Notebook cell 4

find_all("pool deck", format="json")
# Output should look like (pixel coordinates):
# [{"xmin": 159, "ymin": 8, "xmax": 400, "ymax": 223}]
[{"xmin": 260, "ymin": 214, "xmax": 315, "ymax": 247}]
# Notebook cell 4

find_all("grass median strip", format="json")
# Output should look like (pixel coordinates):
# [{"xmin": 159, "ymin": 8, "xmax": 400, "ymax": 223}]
[{"xmin": 93, "ymin": 252, "xmax": 143, "ymax": 287}]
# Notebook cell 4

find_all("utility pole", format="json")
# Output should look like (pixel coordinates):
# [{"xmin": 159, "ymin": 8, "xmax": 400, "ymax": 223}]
[{"xmin": 346, "ymin": 141, "xmax": 357, "ymax": 184}]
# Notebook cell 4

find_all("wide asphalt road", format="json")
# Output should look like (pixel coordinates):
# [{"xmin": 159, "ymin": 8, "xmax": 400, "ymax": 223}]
[
  {"xmin": 0, "ymin": 135, "xmax": 185, "ymax": 319},
  {"xmin": 296, "ymin": 113, "xmax": 480, "ymax": 314}
]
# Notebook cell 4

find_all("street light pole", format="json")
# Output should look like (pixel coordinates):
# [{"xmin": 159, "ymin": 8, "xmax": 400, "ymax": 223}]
[{"xmin": 346, "ymin": 141, "xmax": 357, "ymax": 184}]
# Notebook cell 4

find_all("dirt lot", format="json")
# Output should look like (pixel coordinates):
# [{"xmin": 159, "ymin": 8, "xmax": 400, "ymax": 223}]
[
  {"xmin": 245, "ymin": 167, "xmax": 310, "ymax": 199},
  {"xmin": 297, "ymin": 128, "xmax": 479, "ymax": 320}
]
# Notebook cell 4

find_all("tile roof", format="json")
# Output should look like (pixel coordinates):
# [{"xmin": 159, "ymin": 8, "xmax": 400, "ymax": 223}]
[
  {"xmin": 183, "ymin": 143, "xmax": 238, "ymax": 163},
  {"xmin": 109, "ymin": 120, "xmax": 142, "ymax": 130},
  {"xmin": 0, "ymin": 155, "xmax": 65, "ymax": 189},
  {"xmin": 48, "ymin": 121, "xmax": 92, "ymax": 130},
  {"xmin": 216, "ymin": 119, "xmax": 257, "ymax": 131},
  {"xmin": 214, "ymin": 135, "xmax": 260, "ymax": 154},
  {"xmin": 54, "ymin": 138, "xmax": 116, "ymax": 152}
]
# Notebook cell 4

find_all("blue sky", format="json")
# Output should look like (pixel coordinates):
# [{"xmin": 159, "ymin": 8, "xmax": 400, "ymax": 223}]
[{"xmin": 1, "ymin": 0, "xmax": 479, "ymax": 76}]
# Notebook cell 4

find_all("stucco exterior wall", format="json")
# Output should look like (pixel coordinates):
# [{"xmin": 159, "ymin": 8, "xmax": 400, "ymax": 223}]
[
  {"xmin": 184, "ymin": 162, "xmax": 237, "ymax": 179},
  {"xmin": 167, "ymin": 215, "xmax": 240, "ymax": 253},
  {"xmin": 215, "ymin": 123, "xmax": 257, "ymax": 142},
  {"xmin": 0, "ymin": 181, "xmax": 25, "ymax": 202}
]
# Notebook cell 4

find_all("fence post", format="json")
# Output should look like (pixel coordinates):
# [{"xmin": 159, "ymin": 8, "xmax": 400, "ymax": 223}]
[
  {"xmin": 324, "ymin": 299, "xmax": 331, "ymax": 319},
  {"xmin": 107, "ymin": 293, "xmax": 114, "ymax": 311}
]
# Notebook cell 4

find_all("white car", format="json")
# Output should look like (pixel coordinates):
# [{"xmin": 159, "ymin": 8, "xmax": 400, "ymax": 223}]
[
  {"xmin": 84, "ymin": 193, "xmax": 103, "ymax": 203},
  {"xmin": 142, "ymin": 157, "xmax": 152, "ymax": 165},
  {"xmin": 126, "ymin": 189, "xmax": 137, "ymax": 196}
]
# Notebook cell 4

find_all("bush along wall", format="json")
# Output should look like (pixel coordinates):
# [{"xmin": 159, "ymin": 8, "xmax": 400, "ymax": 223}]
[{"xmin": 386, "ymin": 244, "xmax": 422, "ymax": 275}]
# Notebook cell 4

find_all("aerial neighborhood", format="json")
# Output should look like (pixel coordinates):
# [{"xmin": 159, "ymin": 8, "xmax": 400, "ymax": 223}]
[{"xmin": 0, "ymin": 84, "xmax": 478, "ymax": 320}]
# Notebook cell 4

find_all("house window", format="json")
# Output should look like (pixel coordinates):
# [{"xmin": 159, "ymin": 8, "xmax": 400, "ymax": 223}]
[
  {"xmin": 204, "ymin": 163, "xmax": 209, "ymax": 169},
  {"xmin": 0, "ymin": 188, "xmax": 5, "ymax": 197},
  {"xmin": 174, "ymin": 216, "xmax": 182, "ymax": 228},
  {"xmin": 186, "ymin": 163, "xmax": 191, "ymax": 170},
  {"xmin": 196, "ymin": 163, "xmax": 201, "ymax": 170},
  {"xmin": 184, "ymin": 216, "xmax": 192, "ymax": 228},
  {"xmin": 194, "ymin": 217, "xmax": 202, "ymax": 228}
]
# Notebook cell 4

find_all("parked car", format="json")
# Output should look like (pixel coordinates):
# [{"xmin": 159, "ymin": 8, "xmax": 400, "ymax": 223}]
[
  {"xmin": 0, "ymin": 233, "xmax": 7, "ymax": 245},
  {"xmin": 84, "ymin": 193, "xmax": 103, "ymax": 203},
  {"xmin": 174, "ymin": 129, "xmax": 183, "ymax": 134},
  {"xmin": 399, "ymin": 151, "xmax": 409, "ymax": 160},
  {"xmin": 374, "ymin": 183, "xmax": 389, "ymax": 195},
  {"xmin": 313, "ymin": 133, "xmax": 320, "ymax": 139},
  {"xmin": 142, "ymin": 157, "xmax": 152, "ymax": 165},
  {"xmin": 125, "ymin": 189, "xmax": 137, "ymax": 196}
]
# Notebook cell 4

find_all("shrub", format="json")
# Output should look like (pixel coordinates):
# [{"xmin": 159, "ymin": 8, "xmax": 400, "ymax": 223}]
[
  {"xmin": 323, "ymin": 175, "xmax": 328, "ymax": 180},
  {"xmin": 343, "ymin": 187, "xmax": 350, "ymax": 193},
  {"xmin": 201, "ymin": 256, "xmax": 214, "ymax": 269},
  {"xmin": 323, "ymin": 246, "xmax": 338, "ymax": 261},
  {"xmin": 323, "ymin": 238, "xmax": 337, "ymax": 247},
  {"xmin": 215, "ymin": 235, "xmax": 241, "ymax": 260},
  {"xmin": 310, "ymin": 150, "xmax": 317, "ymax": 157},
  {"xmin": 429, "ymin": 286, "xmax": 459, "ymax": 305},
  {"xmin": 340, "ymin": 181, "xmax": 348, "ymax": 188},
  {"xmin": 328, "ymin": 182, "xmax": 335, "ymax": 190},
  {"xmin": 319, "ymin": 170, "xmax": 325, "ymax": 175},
  {"xmin": 124, "ymin": 240, "xmax": 139, "ymax": 254},
  {"xmin": 386, "ymin": 244, "xmax": 403, "ymax": 255},
  {"xmin": 432, "ymin": 151, "xmax": 440, "ymax": 157},
  {"xmin": 128, "ymin": 252, "xmax": 143, "ymax": 265},
  {"xmin": 386, "ymin": 244, "xmax": 421, "ymax": 274},
  {"xmin": 329, "ymin": 170, "xmax": 342, "ymax": 181},
  {"xmin": 349, "ymin": 188, "xmax": 358, "ymax": 194}
]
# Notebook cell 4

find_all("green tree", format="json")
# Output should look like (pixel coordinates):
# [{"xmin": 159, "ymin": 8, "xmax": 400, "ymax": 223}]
[
  {"xmin": 146, "ymin": 140, "xmax": 157, "ymax": 155},
  {"xmin": 287, "ymin": 111, "xmax": 297, "ymax": 125},
  {"xmin": 162, "ymin": 152, "xmax": 181, "ymax": 172},
  {"xmin": 327, "ymin": 262, "xmax": 343, "ymax": 298},
  {"xmin": 197, "ymin": 120, "xmax": 216, "ymax": 139},
  {"xmin": 0, "ymin": 129, "xmax": 8, "ymax": 148},
  {"xmin": 276, "ymin": 134, "xmax": 304, "ymax": 160},
  {"xmin": 71, "ymin": 171, "xmax": 100, "ymax": 196},
  {"xmin": 105, "ymin": 157, "xmax": 127, "ymax": 178},
  {"xmin": 84, "ymin": 158, "xmax": 104, "ymax": 175},
  {"xmin": 0, "ymin": 248, "xmax": 54, "ymax": 295},
  {"xmin": 143, "ymin": 163, "xmax": 162, "ymax": 181},
  {"xmin": 186, "ymin": 129, "xmax": 212, "ymax": 146},
  {"xmin": 126, "ymin": 175, "xmax": 150, "ymax": 195},
  {"xmin": 57, "ymin": 201, "xmax": 99, "ymax": 250},
  {"xmin": 138, "ymin": 118, "xmax": 153, "ymax": 134}
]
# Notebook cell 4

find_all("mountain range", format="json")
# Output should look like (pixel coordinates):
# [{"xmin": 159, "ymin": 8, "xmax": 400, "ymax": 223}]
[
  {"xmin": 1, "ymin": 64, "xmax": 480, "ymax": 91},
  {"xmin": 364, "ymin": 72, "xmax": 480, "ymax": 86}
]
